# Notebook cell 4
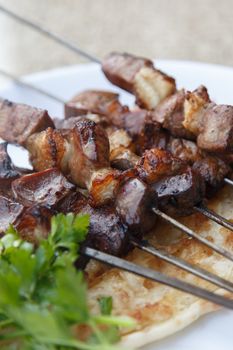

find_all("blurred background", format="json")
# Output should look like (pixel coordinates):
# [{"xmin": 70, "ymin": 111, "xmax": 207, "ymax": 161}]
[{"xmin": 0, "ymin": 0, "xmax": 232, "ymax": 84}]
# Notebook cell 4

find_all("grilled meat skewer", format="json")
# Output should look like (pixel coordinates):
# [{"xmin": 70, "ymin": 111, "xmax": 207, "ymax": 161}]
[{"xmin": 64, "ymin": 90, "xmax": 231, "ymax": 196}]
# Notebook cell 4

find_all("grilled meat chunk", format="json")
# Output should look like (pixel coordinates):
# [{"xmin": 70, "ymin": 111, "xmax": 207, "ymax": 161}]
[
  {"xmin": 193, "ymin": 156, "xmax": 230, "ymax": 197},
  {"xmin": 153, "ymin": 167, "xmax": 205, "ymax": 217},
  {"xmin": 0, "ymin": 99, "xmax": 54, "ymax": 146},
  {"xmin": 82, "ymin": 204, "xmax": 129, "ymax": 256},
  {"xmin": 102, "ymin": 52, "xmax": 176, "ymax": 109},
  {"xmin": 183, "ymin": 87, "xmax": 212, "ymax": 136},
  {"xmin": 88, "ymin": 168, "xmax": 121, "ymax": 207},
  {"xmin": 64, "ymin": 90, "xmax": 128, "ymax": 127},
  {"xmin": 67, "ymin": 119, "xmax": 110, "ymax": 187},
  {"xmin": 152, "ymin": 89, "xmax": 195, "ymax": 139},
  {"xmin": 15, "ymin": 205, "xmax": 54, "ymax": 244},
  {"xmin": 196, "ymin": 104, "xmax": 233, "ymax": 154},
  {"xmin": 108, "ymin": 129, "xmax": 139, "ymax": 170},
  {"xmin": 0, "ymin": 196, "xmax": 24, "ymax": 233},
  {"xmin": 167, "ymin": 137, "xmax": 199, "ymax": 164},
  {"xmin": 26, "ymin": 127, "xmax": 68, "ymax": 172},
  {"xmin": 12, "ymin": 168, "xmax": 75, "ymax": 208},
  {"xmin": 136, "ymin": 148, "xmax": 186, "ymax": 184},
  {"xmin": 115, "ymin": 177, "xmax": 157, "ymax": 236},
  {"xmin": 183, "ymin": 88, "xmax": 233, "ymax": 153},
  {"xmin": 59, "ymin": 191, "xmax": 129, "ymax": 257},
  {"xmin": 135, "ymin": 117, "xmax": 169, "ymax": 155},
  {"xmin": 102, "ymin": 52, "xmax": 153, "ymax": 92}
]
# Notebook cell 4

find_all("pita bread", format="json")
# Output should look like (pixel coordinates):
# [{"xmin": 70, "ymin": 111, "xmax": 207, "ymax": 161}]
[{"xmin": 86, "ymin": 185, "xmax": 233, "ymax": 348}]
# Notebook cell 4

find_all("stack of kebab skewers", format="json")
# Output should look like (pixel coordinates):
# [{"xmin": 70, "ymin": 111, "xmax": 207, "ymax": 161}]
[{"xmin": 0, "ymin": 52, "xmax": 233, "ymax": 271}]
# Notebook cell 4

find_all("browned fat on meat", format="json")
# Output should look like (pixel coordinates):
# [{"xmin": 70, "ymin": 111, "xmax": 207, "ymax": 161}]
[
  {"xmin": 67, "ymin": 119, "xmax": 110, "ymax": 187},
  {"xmin": 102, "ymin": 52, "xmax": 176, "ymax": 109},
  {"xmin": 12, "ymin": 168, "xmax": 75, "ymax": 208},
  {"xmin": 26, "ymin": 128, "xmax": 67, "ymax": 172},
  {"xmin": 152, "ymin": 89, "xmax": 195, "ymax": 139},
  {"xmin": 0, "ymin": 100, "xmax": 54, "ymax": 146},
  {"xmin": 64, "ymin": 90, "xmax": 128, "ymax": 123},
  {"xmin": 152, "ymin": 86, "xmax": 211, "ymax": 140},
  {"xmin": 102, "ymin": 52, "xmax": 154, "ymax": 92},
  {"xmin": 136, "ymin": 148, "xmax": 186, "ymax": 184}
]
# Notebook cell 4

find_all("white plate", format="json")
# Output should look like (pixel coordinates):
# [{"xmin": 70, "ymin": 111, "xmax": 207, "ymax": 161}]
[{"xmin": 0, "ymin": 60, "xmax": 233, "ymax": 350}]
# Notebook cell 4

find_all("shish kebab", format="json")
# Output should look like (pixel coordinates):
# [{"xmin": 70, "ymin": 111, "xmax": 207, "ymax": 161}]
[
  {"xmin": 2, "ymin": 82, "xmax": 231, "ymax": 232},
  {"xmin": 1, "ymin": 106, "xmax": 233, "ymax": 300},
  {"xmin": 1, "ymin": 7, "xmax": 233, "ymax": 276},
  {"xmin": 0, "ymin": 97, "xmax": 233, "ymax": 266},
  {"xmin": 0, "ymin": 28, "xmax": 233, "ymax": 304},
  {"xmin": 1, "ymin": 75, "xmax": 233, "ymax": 246}
]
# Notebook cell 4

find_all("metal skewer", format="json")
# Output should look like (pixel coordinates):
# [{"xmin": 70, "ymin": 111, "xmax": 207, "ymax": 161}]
[
  {"xmin": 0, "ymin": 5, "xmax": 100, "ymax": 64},
  {"xmin": 153, "ymin": 208, "xmax": 233, "ymax": 262},
  {"xmin": 224, "ymin": 178, "xmax": 233, "ymax": 186},
  {"xmin": 84, "ymin": 247, "xmax": 233, "ymax": 310},
  {"xmin": 0, "ymin": 68, "xmax": 65, "ymax": 104},
  {"xmin": 195, "ymin": 205, "xmax": 233, "ymax": 232},
  {"xmin": 131, "ymin": 238, "xmax": 233, "ymax": 293}
]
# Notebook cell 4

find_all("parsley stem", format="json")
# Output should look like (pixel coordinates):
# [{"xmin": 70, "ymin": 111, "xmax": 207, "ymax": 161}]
[
  {"xmin": 0, "ymin": 329, "xmax": 28, "ymax": 340},
  {"xmin": 88, "ymin": 319, "xmax": 107, "ymax": 344},
  {"xmin": 41, "ymin": 337, "xmax": 126, "ymax": 350}
]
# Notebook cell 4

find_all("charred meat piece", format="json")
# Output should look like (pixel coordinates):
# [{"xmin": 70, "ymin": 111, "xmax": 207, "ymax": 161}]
[
  {"xmin": 102, "ymin": 52, "xmax": 153, "ymax": 92},
  {"xmin": 0, "ymin": 99, "xmax": 54, "ymax": 146},
  {"xmin": 110, "ymin": 149, "xmax": 139, "ymax": 170},
  {"xmin": 136, "ymin": 148, "xmax": 186, "ymax": 184},
  {"xmin": 82, "ymin": 204, "xmax": 129, "ymax": 257},
  {"xmin": 26, "ymin": 127, "xmax": 68, "ymax": 172},
  {"xmin": 64, "ymin": 90, "xmax": 128, "ymax": 126},
  {"xmin": 196, "ymin": 104, "xmax": 233, "ymax": 154},
  {"xmin": 0, "ymin": 196, "xmax": 24, "ymax": 233},
  {"xmin": 59, "ymin": 191, "xmax": 129, "ymax": 257},
  {"xmin": 88, "ymin": 168, "xmax": 121, "ymax": 207},
  {"xmin": 102, "ymin": 52, "xmax": 176, "ymax": 109},
  {"xmin": 193, "ymin": 156, "xmax": 230, "ymax": 197},
  {"xmin": 153, "ymin": 167, "xmax": 205, "ymax": 217},
  {"xmin": 115, "ymin": 177, "xmax": 157, "ymax": 237},
  {"xmin": 167, "ymin": 137, "xmax": 200, "ymax": 164},
  {"xmin": 183, "ymin": 86, "xmax": 212, "ymax": 136},
  {"xmin": 134, "ymin": 116, "xmax": 169, "ymax": 155},
  {"xmin": 167, "ymin": 137, "xmax": 230, "ymax": 195},
  {"xmin": 12, "ymin": 168, "xmax": 75, "ymax": 208},
  {"xmin": 152, "ymin": 89, "xmax": 195, "ymax": 139},
  {"xmin": 66, "ymin": 119, "xmax": 110, "ymax": 187},
  {"xmin": 15, "ymin": 205, "xmax": 54, "ymax": 244},
  {"xmin": 108, "ymin": 129, "xmax": 139, "ymax": 170}
]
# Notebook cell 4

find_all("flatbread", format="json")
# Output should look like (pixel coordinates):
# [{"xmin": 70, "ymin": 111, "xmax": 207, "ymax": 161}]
[{"xmin": 86, "ymin": 185, "xmax": 233, "ymax": 348}]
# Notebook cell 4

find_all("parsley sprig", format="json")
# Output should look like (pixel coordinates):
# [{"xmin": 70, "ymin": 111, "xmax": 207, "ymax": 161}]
[{"xmin": 0, "ymin": 213, "xmax": 134, "ymax": 350}]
